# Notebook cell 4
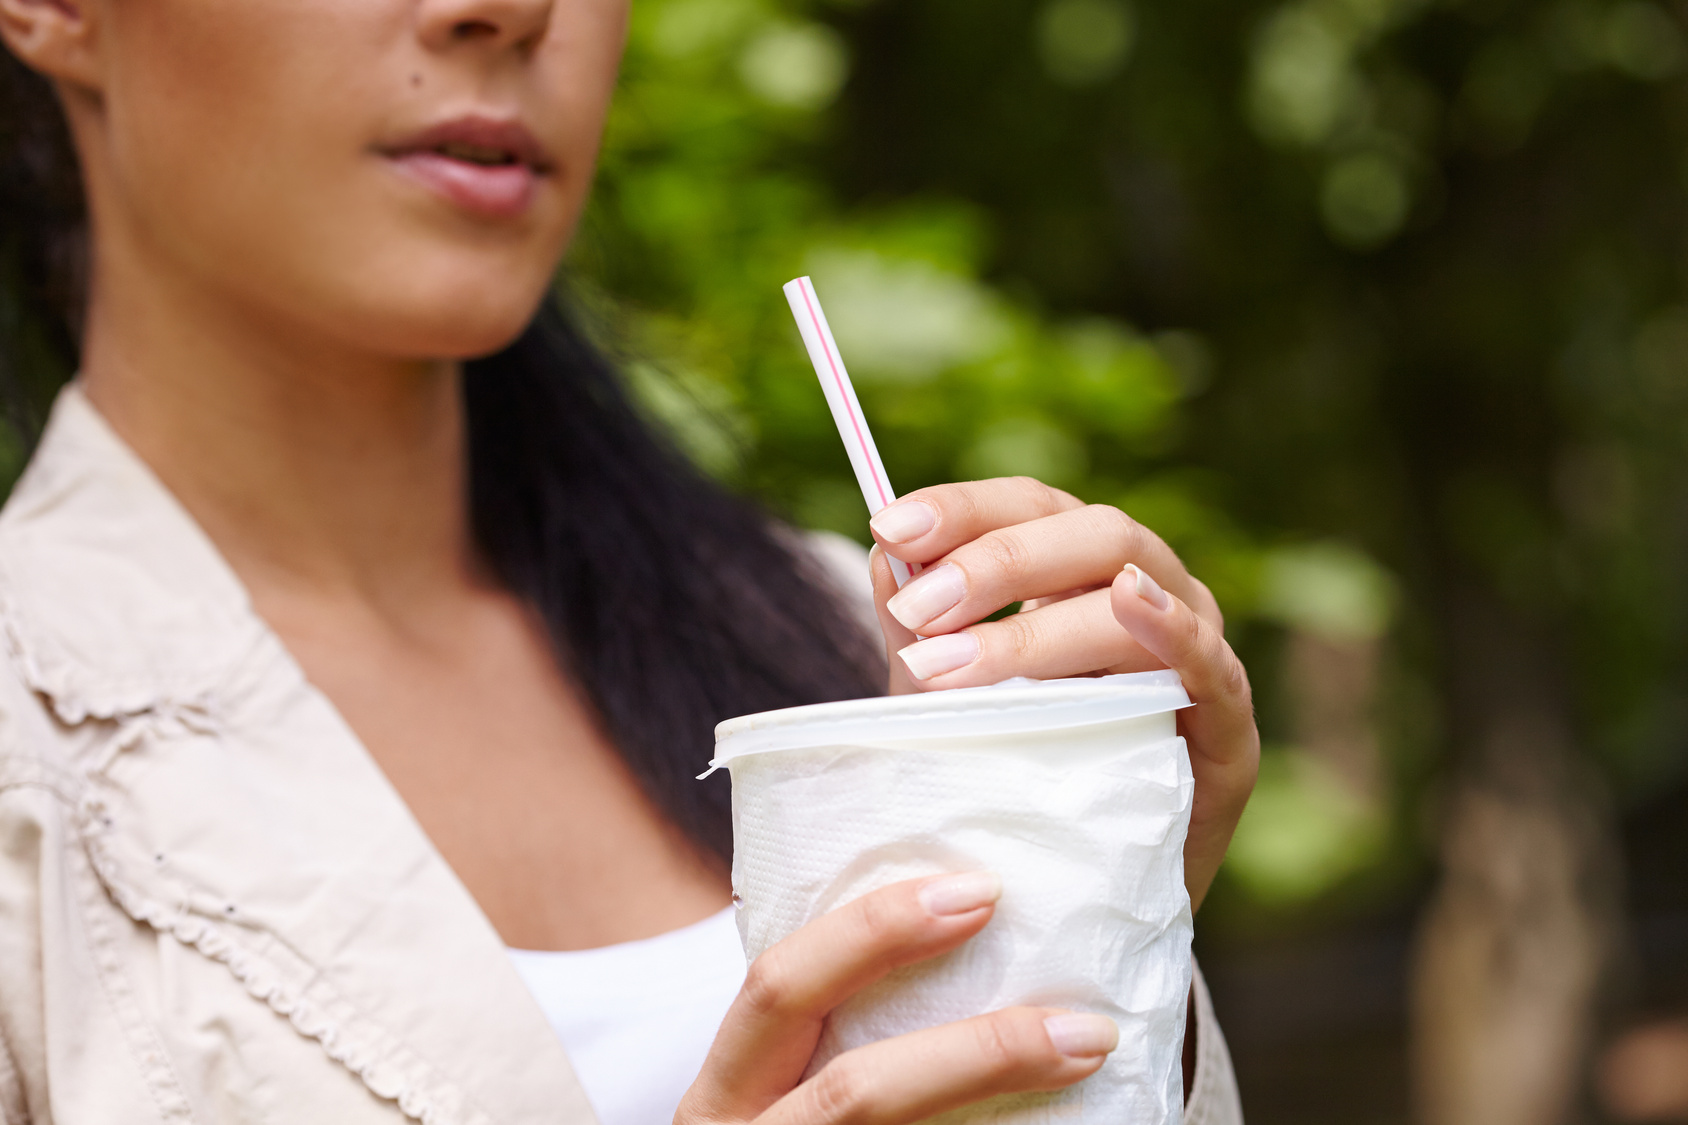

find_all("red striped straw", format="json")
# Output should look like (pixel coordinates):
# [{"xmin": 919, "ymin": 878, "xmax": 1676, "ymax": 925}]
[{"xmin": 784, "ymin": 276, "xmax": 918, "ymax": 589}]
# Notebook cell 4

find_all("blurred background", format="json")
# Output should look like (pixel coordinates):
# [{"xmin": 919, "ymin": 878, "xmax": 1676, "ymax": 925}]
[{"xmin": 564, "ymin": 0, "xmax": 1688, "ymax": 1121}]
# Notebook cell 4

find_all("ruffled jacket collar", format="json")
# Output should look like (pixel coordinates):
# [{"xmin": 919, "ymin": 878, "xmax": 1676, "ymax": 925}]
[{"xmin": 0, "ymin": 386, "xmax": 596, "ymax": 1124}]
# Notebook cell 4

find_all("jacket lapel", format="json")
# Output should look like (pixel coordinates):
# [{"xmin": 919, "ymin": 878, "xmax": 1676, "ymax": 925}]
[{"xmin": 0, "ymin": 387, "xmax": 598, "ymax": 1124}]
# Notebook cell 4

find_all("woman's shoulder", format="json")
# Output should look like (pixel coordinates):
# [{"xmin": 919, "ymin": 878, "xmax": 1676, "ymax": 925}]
[
  {"xmin": 0, "ymin": 555, "xmax": 102, "ymax": 846},
  {"xmin": 0, "ymin": 653, "xmax": 83, "ymax": 832},
  {"xmin": 786, "ymin": 527, "xmax": 879, "ymax": 641},
  {"xmin": 0, "ymin": 385, "xmax": 272, "ymax": 731}
]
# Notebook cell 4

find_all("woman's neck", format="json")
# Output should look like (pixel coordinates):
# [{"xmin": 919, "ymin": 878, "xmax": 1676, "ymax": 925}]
[
  {"xmin": 74, "ymin": 236, "xmax": 738, "ymax": 948},
  {"xmin": 78, "ymin": 244, "xmax": 481, "ymax": 623}
]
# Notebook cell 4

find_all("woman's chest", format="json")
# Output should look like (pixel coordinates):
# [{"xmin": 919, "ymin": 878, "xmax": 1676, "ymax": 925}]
[{"xmin": 263, "ymin": 586, "xmax": 731, "ymax": 951}]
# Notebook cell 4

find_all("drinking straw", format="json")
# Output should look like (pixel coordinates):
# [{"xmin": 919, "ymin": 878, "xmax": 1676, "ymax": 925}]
[{"xmin": 784, "ymin": 276, "xmax": 919, "ymax": 589}]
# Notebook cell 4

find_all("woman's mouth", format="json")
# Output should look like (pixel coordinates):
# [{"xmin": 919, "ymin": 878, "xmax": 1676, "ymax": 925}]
[{"xmin": 380, "ymin": 117, "xmax": 553, "ymax": 220}]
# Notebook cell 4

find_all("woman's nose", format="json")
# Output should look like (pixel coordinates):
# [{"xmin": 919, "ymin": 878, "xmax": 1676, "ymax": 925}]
[{"xmin": 417, "ymin": 0, "xmax": 555, "ymax": 52}]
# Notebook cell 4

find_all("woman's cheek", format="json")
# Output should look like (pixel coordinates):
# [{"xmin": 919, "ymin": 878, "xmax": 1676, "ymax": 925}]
[{"xmin": 100, "ymin": 0, "xmax": 613, "ymax": 360}]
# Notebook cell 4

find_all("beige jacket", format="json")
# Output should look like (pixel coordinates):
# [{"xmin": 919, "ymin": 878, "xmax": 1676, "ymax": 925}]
[{"xmin": 0, "ymin": 387, "xmax": 1244, "ymax": 1124}]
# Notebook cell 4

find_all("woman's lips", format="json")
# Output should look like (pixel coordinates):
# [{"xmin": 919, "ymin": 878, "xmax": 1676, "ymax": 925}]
[
  {"xmin": 387, "ymin": 150, "xmax": 537, "ymax": 219},
  {"xmin": 379, "ymin": 116, "xmax": 553, "ymax": 220}
]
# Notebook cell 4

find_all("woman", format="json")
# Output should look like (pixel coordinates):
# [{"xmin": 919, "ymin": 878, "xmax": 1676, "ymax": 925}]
[{"xmin": 0, "ymin": 1, "xmax": 1258, "ymax": 1123}]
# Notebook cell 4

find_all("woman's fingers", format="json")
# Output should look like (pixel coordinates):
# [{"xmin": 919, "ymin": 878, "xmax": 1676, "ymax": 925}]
[
  {"xmin": 681, "ymin": 873, "xmax": 1001, "ymax": 1121},
  {"xmin": 1111, "ymin": 564, "xmax": 1260, "ymax": 913},
  {"xmin": 868, "ymin": 477, "xmax": 1083, "ymax": 564},
  {"xmin": 682, "ymin": 871, "xmax": 1118, "ymax": 1125},
  {"xmin": 865, "ymin": 477, "xmax": 1258, "ymax": 915},
  {"xmin": 1110, "ymin": 564, "xmax": 1256, "ymax": 773},
  {"xmin": 864, "ymin": 479, "xmax": 1228, "ymax": 699},
  {"xmin": 893, "ymin": 589, "xmax": 1163, "ymax": 687},
  {"xmin": 885, "ymin": 563, "xmax": 1259, "ymax": 912},
  {"xmin": 874, "ymin": 494, "xmax": 1220, "ymax": 639},
  {"xmin": 757, "ymin": 1007, "xmax": 1116, "ymax": 1125}
]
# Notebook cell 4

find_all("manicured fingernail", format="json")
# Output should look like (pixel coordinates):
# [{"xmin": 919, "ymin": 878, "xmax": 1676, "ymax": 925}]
[
  {"xmin": 870, "ymin": 500, "xmax": 936, "ymax": 544},
  {"xmin": 887, "ymin": 563, "xmax": 967, "ymax": 631},
  {"xmin": 897, "ymin": 632, "xmax": 981, "ymax": 680},
  {"xmin": 1125, "ymin": 564, "xmax": 1171, "ymax": 611},
  {"xmin": 1044, "ymin": 1013, "xmax": 1119, "ymax": 1058},
  {"xmin": 918, "ymin": 871, "xmax": 1003, "ymax": 916}
]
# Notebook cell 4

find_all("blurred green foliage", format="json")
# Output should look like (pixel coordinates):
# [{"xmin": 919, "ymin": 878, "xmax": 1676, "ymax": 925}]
[
  {"xmin": 572, "ymin": 0, "xmax": 1403, "ymax": 912},
  {"xmin": 575, "ymin": 0, "xmax": 1688, "ymax": 951},
  {"xmin": 573, "ymin": 0, "xmax": 1249, "ymax": 614}
]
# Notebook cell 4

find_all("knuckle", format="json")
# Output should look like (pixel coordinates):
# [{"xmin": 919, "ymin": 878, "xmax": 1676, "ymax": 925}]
[
  {"xmin": 807, "ymin": 1059, "xmax": 871, "ymax": 1125},
  {"xmin": 1219, "ymin": 650, "xmax": 1253, "ymax": 708},
  {"xmin": 671, "ymin": 1092, "xmax": 724, "ymax": 1125},
  {"xmin": 974, "ymin": 1017, "xmax": 1022, "ymax": 1074},
  {"xmin": 937, "ymin": 483, "xmax": 983, "ymax": 529},
  {"xmin": 1007, "ymin": 475, "xmax": 1042, "ymax": 496},
  {"xmin": 1189, "ymin": 577, "xmax": 1224, "ymax": 630},
  {"xmin": 975, "ymin": 529, "xmax": 1034, "ymax": 586},
  {"xmin": 854, "ymin": 883, "xmax": 917, "ymax": 942},
  {"xmin": 1001, "ymin": 612, "xmax": 1045, "ymax": 664},
  {"xmin": 740, "ymin": 949, "xmax": 800, "ymax": 1020},
  {"xmin": 1178, "ymin": 607, "xmax": 1205, "ymax": 654},
  {"xmin": 1015, "ymin": 476, "xmax": 1074, "ymax": 512},
  {"xmin": 973, "ymin": 1010, "xmax": 1045, "ymax": 1075},
  {"xmin": 1088, "ymin": 503, "xmax": 1134, "ymax": 541},
  {"xmin": 1087, "ymin": 504, "xmax": 1142, "ymax": 556}
]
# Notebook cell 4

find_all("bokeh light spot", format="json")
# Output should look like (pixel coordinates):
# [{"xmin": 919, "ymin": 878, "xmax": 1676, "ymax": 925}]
[
  {"xmin": 958, "ymin": 417, "xmax": 1090, "ymax": 488},
  {"xmin": 1249, "ymin": 6, "xmax": 1356, "ymax": 145},
  {"xmin": 805, "ymin": 249, "xmax": 1008, "ymax": 382},
  {"xmin": 1320, "ymin": 151, "xmax": 1411, "ymax": 248},
  {"xmin": 1258, "ymin": 541, "xmax": 1396, "ymax": 643},
  {"xmin": 738, "ymin": 22, "xmax": 850, "ymax": 110},
  {"xmin": 1037, "ymin": 0, "xmax": 1137, "ymax": 88},
  {"xmin": 1461, "ymin": 38, "xmax": 1551, "ymax": 151},
  {"xmin": 1226, "ymin": 747, "xmax": 1386, "ymax": 903},
  {"xmin": 650, "ymin": 0, "xmax": 759, "ymax": 60},
  {"xmin": 1605, "ymin": 2, "xmax": 1687, "ymax": 80}
]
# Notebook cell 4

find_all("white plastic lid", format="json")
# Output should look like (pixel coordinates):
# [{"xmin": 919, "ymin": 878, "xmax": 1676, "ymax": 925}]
[{"xmin": 705, "ymin": 670, "xmax": 1191, "ymax": 774}]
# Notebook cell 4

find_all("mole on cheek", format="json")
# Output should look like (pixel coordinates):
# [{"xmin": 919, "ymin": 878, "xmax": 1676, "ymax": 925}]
[{"xmin": 410, "ymin": 73, "xmax": 422, "ymax": 88}]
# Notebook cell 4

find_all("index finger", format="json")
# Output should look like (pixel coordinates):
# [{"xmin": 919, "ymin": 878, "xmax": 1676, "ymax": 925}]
[
  {"xmin": 868, "ymin": 477, "xmax": 1083, "ymax": 564},
  {"xmin": 1110, "ymin": 566, "xmax": 1255, "ymax": 769},
  {"xmin": 1111, "ymin": 564, "xmax": 1259, "ymax": 912}
]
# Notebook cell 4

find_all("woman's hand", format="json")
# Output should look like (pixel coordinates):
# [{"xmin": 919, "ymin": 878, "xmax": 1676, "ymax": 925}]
[
  {"xmin": 677, "ymin": 874, "xmax": 1118, "ymax": 1125},
  {"xmin": 866, "ymin": 477, "xmax": 1259, "ymax": 913}
]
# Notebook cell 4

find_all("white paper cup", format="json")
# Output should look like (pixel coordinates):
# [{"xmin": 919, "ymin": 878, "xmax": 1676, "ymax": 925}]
[{"xmin": 711, "ymin": 671, "xmax": 1196, "ymax": 1125}]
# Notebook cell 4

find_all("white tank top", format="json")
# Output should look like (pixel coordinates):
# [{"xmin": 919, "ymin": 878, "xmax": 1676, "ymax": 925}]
[{"xmin": 507, "ymin": 907, "xmax": 747, "ymax": 1125}]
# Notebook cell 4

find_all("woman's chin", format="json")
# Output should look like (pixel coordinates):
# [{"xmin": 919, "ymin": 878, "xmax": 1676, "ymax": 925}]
[
  {"xmin": 305, "ymin": 252, "xmax": 561, "ymax": 363},
  {"xmin": 351, "ymin": 297, "xmax": 547, "ymax": 363},
  {"xmin": 428, "ymin": 319, "xmax": 534, "ymax": 362}
]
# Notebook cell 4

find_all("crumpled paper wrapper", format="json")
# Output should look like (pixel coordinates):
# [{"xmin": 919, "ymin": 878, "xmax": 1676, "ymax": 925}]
[{"xmin": 728, "ymin": 731, "xmax": 1193, "ymax": 1125}]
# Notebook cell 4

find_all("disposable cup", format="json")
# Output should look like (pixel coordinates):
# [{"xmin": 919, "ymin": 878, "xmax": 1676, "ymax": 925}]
[{"xmin": 712, "ymin": 670, "xmax": 1196, "ymax": 1125}]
